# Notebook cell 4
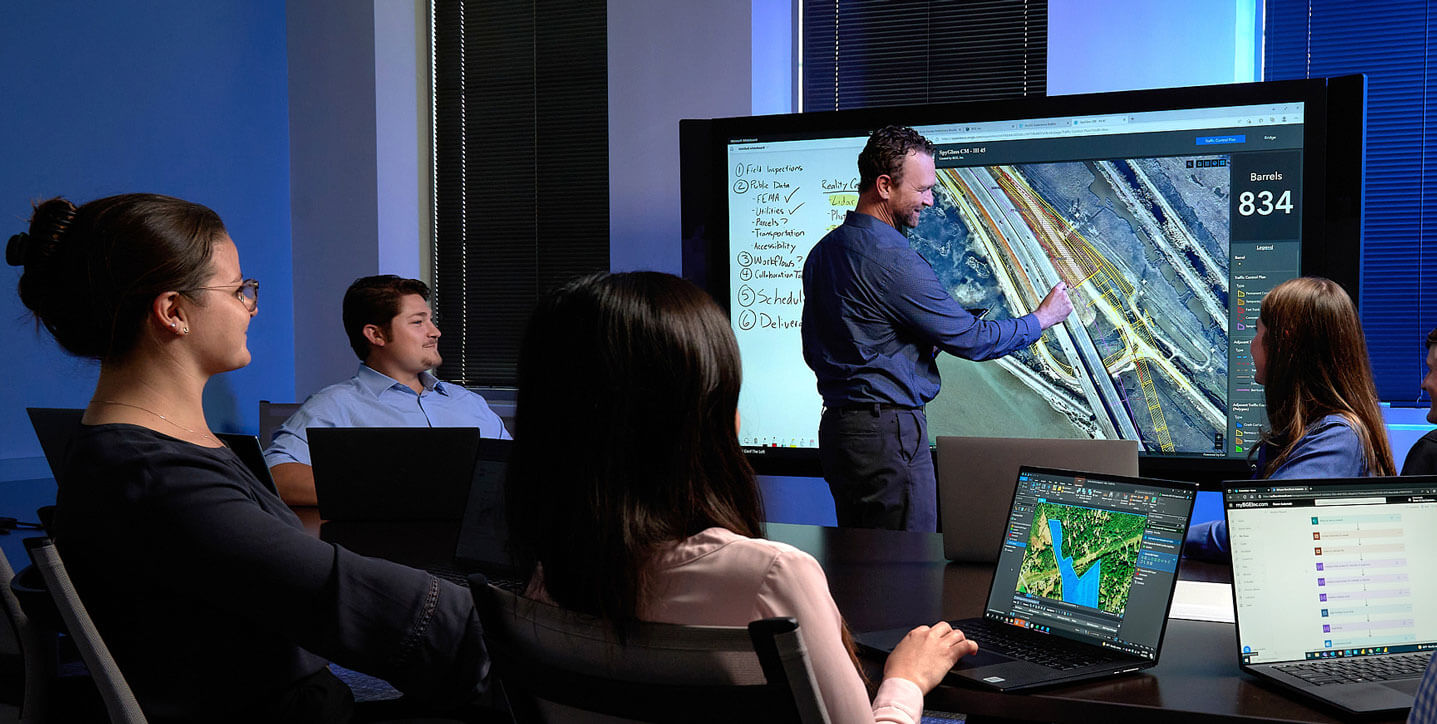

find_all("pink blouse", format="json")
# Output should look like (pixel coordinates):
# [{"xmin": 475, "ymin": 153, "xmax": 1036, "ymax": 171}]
[{"xmin": 639, "ymin": 527, "xmax": 924, "ymax": 724}]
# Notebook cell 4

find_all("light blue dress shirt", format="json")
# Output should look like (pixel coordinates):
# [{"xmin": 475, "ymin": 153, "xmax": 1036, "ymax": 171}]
[{"xmin": 263, "ymin": 364, "xmax": 510, "ymax": 467}]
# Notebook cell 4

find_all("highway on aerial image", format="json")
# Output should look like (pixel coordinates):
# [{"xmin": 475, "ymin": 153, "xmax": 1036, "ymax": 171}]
[{"xmin": 923, "ymin": 159, "xmax": 1229, "ymax": 453}]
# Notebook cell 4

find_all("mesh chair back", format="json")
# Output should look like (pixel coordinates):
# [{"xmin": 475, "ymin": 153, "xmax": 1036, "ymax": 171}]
[
  {"xmin": 24, "ymin": 538, "xmax": 146, "ymax": 724},
  {"xmin": 473, "ymin": 576, "xmax": 828, "ymax": 724},
  {"xmin": 1, "ymin": 546, "xmax": 48, "ymax": 723}
]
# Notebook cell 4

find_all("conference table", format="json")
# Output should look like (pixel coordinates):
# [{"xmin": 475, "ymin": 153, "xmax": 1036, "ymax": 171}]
[{"xmin": 299, "ymin": 510, "xmax": 1405, "ymax": 724}]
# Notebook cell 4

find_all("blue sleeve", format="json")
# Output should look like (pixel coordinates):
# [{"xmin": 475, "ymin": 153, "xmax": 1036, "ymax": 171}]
[
  {"xmin": 882, "ymin": 253, "xmax": 1042, "ymax": 361},
  {"xmin": 1412, "ymin": 652, "xmax": 1437, "ymax": 724},
  {"xmin": 1184, "ymin": 519, "xmax": 1229, "ymax": 561},
  {"xmin": 467, "ymin": 391, "xmax": 511, "ymax": 440},
  {"xmin": 262, "ymin": 393, "xmax": 346, "ymax": 467},
  {"xmin": 1184, "ymin": 418, "xmax": 1366, "ymax": 561}
]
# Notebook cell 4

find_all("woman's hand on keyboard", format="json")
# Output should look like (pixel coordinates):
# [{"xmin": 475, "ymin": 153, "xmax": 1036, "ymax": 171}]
[{"xmin": 883, "ymin": 621, "xmax": 979, "ymax": 693}]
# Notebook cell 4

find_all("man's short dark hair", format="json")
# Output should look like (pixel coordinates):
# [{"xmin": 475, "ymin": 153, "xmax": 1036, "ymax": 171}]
[
  {"xmin": 1428, "ymin": 327, "xmax": 1437, "ymax": 351},
  {"xmin": 342, "ymin": 275, "xmax": 430, "ymax": 361},
  {"xmin": 857, "ymin": 125, "xmax": 936, "ymax": 193}
]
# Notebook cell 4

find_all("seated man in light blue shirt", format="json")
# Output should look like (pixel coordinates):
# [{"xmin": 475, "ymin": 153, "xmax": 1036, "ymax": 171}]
[{"xmin": 265, "ymin": 275, "xmax": 510, "ymax": 504}]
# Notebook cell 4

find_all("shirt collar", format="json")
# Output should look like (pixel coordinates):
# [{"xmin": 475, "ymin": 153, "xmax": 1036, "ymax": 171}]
[
  {"xmin": 355, "ymin": 364, "xmax": 447, "ymax": 397},
  {"xmin": 845, "ymin": 210, "xmax": 908, "ymax": 246}
]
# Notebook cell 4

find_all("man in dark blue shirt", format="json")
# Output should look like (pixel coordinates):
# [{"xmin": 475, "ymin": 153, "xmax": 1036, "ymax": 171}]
[{"xmin": 802, "ymin": 125, "xmax": 1073, "ymax": 531}]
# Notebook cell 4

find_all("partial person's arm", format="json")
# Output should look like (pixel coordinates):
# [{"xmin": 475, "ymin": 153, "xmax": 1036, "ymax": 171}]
[
  {"xmin": 270, "ymin": 462, "xmax": 317, "ymax": 506},
  {"xmin": 139, "ymin": 457, "xmax": 487, "ymax": 704},
  {"xmin": 1410, "ymin": 651, "xmax": 1437, "ymax": 724},
  {"xmin": 883, "ymin": 255, "xmax": 1068, "ymax": 361},
  {"xmin": 1185, "ymin": 418, "xmax": 1367, "ymax": 561},
  {"xmin": 262, "ymin": 399, "xmax": 337, "ymax": 506},
  {"xmin": 758, "ymin": 548, "xmax": 971, "ymax": 723}
]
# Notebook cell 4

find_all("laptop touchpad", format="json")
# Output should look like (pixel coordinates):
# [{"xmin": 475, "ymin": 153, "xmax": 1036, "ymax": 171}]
[{"xmin": 1383, "ymin": 679, "xmax": 1421, "ymax": 696}]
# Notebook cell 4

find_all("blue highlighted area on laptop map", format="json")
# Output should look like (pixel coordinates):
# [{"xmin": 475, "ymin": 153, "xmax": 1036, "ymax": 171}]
[{"xmin": 1017, "ymin": 502, "xmax": 1147, "ymax": 614}]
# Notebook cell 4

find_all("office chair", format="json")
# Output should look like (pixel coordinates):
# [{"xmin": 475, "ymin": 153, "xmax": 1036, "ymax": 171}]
[
  {"xmin": 23, "ymin": 538, "xmax": 145, "ymax": 724},
  {"xmin": 470, "ymin": 575, "xmax": 830, "ymax": 724},
  {"xmin": 1, "ymin": 546, "xmax": 48, "ymax": 723},
  {"xmin": 258, "ymin": 400, "xmax": 302, "ymax": 448}
]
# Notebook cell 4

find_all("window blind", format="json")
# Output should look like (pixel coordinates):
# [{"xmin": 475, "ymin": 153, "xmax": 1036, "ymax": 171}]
[
  {"xmin": 431, "ymin": 0, "xmax": 609, "ymax": 386},
  {"xmin": 1266, "ymin": 0, "xmax": 1437, "ymax": 404}
]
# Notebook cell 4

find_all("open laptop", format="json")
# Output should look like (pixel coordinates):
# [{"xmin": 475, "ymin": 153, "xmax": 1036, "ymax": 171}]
[
  {"xmin": 937, "ymin": 436, "xmax": 1140, "ymax": 562},
  {"xmin": 1226, "ymin": 477, "xmax": 1437, "ymax": 716},
  {"xmin": 310, "ymin": 427, "xmax": 482, "ymax": 521},
  {"xmin": 214, "ymin": 432, "xmax": 279, "ymax": 495},
  {"xmin": 26, "ymin": 407, "xmax": 84, "ymax": 483},
  {"xmin": 425, "ymin": 438, "xmax": 526, "ymax": 589},
  {"xmin": 859, "ymin": 466, "xmax": 1196, "ymax": 691}
]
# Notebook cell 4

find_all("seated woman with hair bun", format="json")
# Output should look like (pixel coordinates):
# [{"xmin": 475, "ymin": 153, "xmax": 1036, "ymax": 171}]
[
  {"xmin": 505, "ymin": 271, "xmax": 977, "ymax": 724},
  {"xmin": 7, "ymin": 194, "xmax": 488, "ymax": 722},
  {"xmin": 1185, "ymin": 276, "xmax": 1395, "ymax": 560}
]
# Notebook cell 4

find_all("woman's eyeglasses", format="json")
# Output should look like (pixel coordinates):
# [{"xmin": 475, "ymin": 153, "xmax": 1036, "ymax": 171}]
[{"xmin": 184, "ymin": 279, "xmax": 259, "ymax": 311}]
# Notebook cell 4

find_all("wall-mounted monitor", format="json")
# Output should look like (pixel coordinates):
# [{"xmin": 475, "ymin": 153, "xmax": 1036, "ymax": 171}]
[{"xmin": 680, "ymin": 77, "xmax": 1364, "ymax": 481}]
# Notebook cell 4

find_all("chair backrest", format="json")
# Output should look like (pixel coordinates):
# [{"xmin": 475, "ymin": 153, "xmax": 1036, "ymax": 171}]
[
  {"xmin": 471, "ymin": 576, "xmax": 829, "ymax": 724},
  {"xmin": 0, "ymin": 546, "xmax": 48, "ymax": 723},
  {"xmin": 23, "ymin": 538, "xmax": 146, "ymax": 724},
  {"xmin": 257, "ymin": 400, "xmax": 302, "ymax": 449},
  {"xmin": 25, "ymin": 408, "xmax": 84, "ymax": 485}
]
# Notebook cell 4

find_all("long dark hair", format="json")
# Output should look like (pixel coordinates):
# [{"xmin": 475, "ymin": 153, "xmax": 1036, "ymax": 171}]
[
  {"xmin": 7, "ymin": 194, "xmax": 226, "ymax": 361},
  {"xmin": 506, "ymin": 272, "xmax": 762, "ymax": 628},
  {"xmin": 1257, "ymin": 276, "xmax": 1395, "ymax": 477}
]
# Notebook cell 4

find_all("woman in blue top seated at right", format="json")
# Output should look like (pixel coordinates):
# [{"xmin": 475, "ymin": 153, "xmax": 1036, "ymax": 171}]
[{"xmin": 1185, "ymin": 276, "xmax": 1395, "ymax": 560}]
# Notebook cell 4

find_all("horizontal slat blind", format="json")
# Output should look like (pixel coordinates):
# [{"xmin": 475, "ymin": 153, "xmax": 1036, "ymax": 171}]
[
  {"xmin": 802, "ymin": 0, "xmax": 1047, "ymax": 111},
  {"xmin": 432, "ymin": 0, "xmax": 609, "ymax": 386},
  {"xmin": 1266, "ymin": 0, "xmax": 1435, "ymax": 404}
]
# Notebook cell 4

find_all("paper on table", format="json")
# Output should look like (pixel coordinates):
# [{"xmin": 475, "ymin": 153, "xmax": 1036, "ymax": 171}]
[{"xmin": 1168, "ymin": 580, "xmax": 1235, "ymax": 623}]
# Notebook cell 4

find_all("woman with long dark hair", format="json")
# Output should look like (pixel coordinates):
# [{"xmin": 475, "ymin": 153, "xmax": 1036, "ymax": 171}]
[
  {"xmin": 7, "ymin": 194, "xmax": 487, "ymax": 722},
  {"xmin": 506, "ymin": 271, "xmax": 975, "ymax": 723},
  {"xmin": 1186, "ymin": 276, "xmax": 1394, "ymax": 558}
]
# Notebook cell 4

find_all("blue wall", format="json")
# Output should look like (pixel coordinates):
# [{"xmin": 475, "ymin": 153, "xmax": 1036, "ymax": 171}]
[{"xmin": 0, "ymin": 2, "xmax": 294, "ymax": 459}]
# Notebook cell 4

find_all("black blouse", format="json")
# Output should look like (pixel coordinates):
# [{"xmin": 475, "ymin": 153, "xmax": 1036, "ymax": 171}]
[{"xmin": 54, "ymin": 424, "xmax": 486, "ymax": 721}]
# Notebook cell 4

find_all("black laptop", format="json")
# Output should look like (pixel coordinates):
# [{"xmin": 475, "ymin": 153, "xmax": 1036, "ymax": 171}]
[
  {"xmin": 858, "ymin": 466, "xmax": 1197, "ymax": 691},
  {"xmin": 425, "ymin": 438, "xmax": 525, "ymax": 589},
  {"xmin": 214, "ymin": 432, "xmax": 279, "ymax": 495},
  {"xmin": 1226, "ymin": 477, "xmax": 1437, "ymax": 716},
  {"xmin": 309, "ymin": 427, "xmax": 482, "ymax": 521}
]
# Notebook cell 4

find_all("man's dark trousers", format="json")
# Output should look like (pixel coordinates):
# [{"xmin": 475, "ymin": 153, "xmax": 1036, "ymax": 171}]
[{"xmin": 818, "ymin": 404, "xmax": 936, "ymax": 532}]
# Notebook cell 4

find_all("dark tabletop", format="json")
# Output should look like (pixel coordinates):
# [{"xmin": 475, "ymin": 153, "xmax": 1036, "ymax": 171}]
[{"xmin": 305, "ymin": 513, "xmax": 1397, "ymax": 724}]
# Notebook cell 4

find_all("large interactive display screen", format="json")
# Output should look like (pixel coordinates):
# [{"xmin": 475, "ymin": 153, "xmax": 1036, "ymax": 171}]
[{"xmin": 681, "ymin": 78, "xmax": 1363, "ymax": 476}]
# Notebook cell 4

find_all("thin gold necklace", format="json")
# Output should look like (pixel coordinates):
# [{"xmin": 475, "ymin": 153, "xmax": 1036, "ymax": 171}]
[{"xmin": 97, "ymin": 400, "xmax": 218, "ymax": 444}]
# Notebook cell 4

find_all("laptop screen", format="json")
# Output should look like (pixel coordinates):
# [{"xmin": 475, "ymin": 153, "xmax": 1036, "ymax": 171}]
[
  {"xmin": 1227, "ymin": 478, "xmax": 1437, "ymax": 665},
  {"xmin": 454, "ymin": 438, "xmax": 515, "ymax": 570},
  {"xmin": 984, "ymin": 467, "xmax": 1196, "ymax": 661}
]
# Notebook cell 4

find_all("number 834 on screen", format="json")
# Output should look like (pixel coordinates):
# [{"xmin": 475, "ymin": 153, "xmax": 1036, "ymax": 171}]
[{"xmin": 1238, "ymin": 189, "xmax": 1293, "ymax": 216}]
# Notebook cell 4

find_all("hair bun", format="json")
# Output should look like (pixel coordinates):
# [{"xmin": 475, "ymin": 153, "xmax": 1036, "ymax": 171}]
[{"xmin": 5, "ymin": 232, "xmax": 29, "ymax": 266}]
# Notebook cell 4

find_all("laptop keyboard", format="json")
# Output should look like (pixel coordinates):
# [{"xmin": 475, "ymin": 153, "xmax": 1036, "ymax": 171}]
[
  {"xmin": 425, "ymin": 563, "xmax": 526, "ymax": 592},
  {"xmin": 957, "ymin": 618, "xmax": 1122, "ymax": 671},
  {"xmin": 1273, "ymin": 653, "xmax": 1432, "ymax": 686}
]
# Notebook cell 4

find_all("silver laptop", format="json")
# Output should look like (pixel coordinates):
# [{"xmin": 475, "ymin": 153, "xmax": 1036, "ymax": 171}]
[
  {"xmin": 1226, "ymin": 477, "xmax": 1437, "ymax": 716},
  {"xmin": 860, "ymin": 466, "xmax": 1196, "ymax": 691},
  {"xmin": 938, "ymin": 436, "xmax": 1139, "ymax": 562}
]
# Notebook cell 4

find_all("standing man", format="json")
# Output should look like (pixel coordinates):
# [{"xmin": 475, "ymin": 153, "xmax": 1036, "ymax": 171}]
[
  {"xmin": 801, "ymin": 125, "xmax": 1073, "ymax": 531},
  {"xmin": 264, "ymin": 274, "xmax": 510, "ymax": 505}
]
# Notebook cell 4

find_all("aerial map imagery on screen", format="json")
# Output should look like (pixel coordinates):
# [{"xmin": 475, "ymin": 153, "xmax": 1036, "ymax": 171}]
[
  {"xmin": 913, "ymin": 157, "xmax": 1231, "ymax": 454},
  {"xmin": 1017, "ymin": 501, "xmax": 1148, "ymax": 614}
]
